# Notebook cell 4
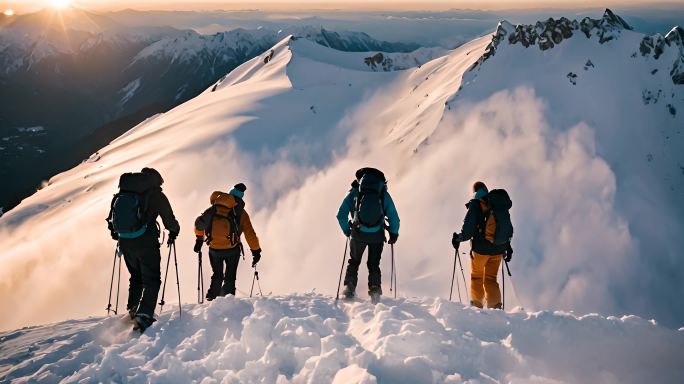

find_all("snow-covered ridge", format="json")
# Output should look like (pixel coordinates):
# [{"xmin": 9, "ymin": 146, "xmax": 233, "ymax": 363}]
[
  {"xmin": 130, "ymin": 26, "xmax": 425, "ymax": 68},
  {"xmin": 1, "ymin": 295, "xmax": 682, "ymax": 383},
  {"xmin": 472, "ymin": 9, "xmax": 684, "ymax": 85}
]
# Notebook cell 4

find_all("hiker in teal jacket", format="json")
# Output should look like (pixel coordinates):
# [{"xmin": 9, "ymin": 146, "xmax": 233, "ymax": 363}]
[{"xmin": 336, "ymin": 168, "xmax": 400, "ymax": 299}]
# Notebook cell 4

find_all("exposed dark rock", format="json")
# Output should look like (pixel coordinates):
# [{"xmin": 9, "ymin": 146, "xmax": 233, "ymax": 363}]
[
  {"xmin": 364, "ymin": 53, "xmax": 385, "ymax": 67},
  {"xmin": 667, "ymin": 104, "xmax": 677, "ymax": 116},
  {"xmin": 567, "ymin": 72, "xmax": 578, "ymax": 85},
  {"xmin": 584, "ymin": 59, "xmax": 595, "ymax": 70},
  {"xmin": 642, "ymin": 89, "xmax": 663, "ymax": 105},
  {"xmin": 263, "ymin": 50, "xmax": 274, "ymax": 64}
]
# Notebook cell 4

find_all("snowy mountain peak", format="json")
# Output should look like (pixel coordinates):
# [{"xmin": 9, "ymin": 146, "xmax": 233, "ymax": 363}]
[
  {"xmin": 665, "ymin": 25, "xmax": 684, "ymax": 44},
  {"xmin": 472, "ymin": 9, "xmax": 684, "ymax": 85},
  {"xmin": 599, "ymin": 8, "xmax": 633, "ymax": 31},
  {"xmin": 490, "ymin": 8, "xmax": 632, "ymax": 52}
]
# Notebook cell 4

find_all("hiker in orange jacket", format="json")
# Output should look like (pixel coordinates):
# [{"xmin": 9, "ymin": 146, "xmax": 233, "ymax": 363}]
[{"xmin": 194, "ymin": 183, "xmax": 261, "ymax": 300}]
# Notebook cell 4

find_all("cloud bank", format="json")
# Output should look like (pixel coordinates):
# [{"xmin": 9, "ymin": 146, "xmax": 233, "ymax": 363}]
[{"xmin": 0, "ymin": 85, "xmax": 680, "ymax": 332}]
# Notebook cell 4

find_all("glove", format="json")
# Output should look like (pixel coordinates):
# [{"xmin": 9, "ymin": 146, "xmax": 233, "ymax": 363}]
[
  {"xmin": 167, "ymin": 231, "xmax": 178, "ymax": 246},
  {"xmin": 342, "ymin": 220, "xmax": 352, "ymax": 237},
  {"xmin": 110, "ymin": 231, "xmax": 119, "ymax": 241},
  {"xmin": 504, "ymin": 244, "xmax": 513, "ymax": 263},
  {"xmin": 388, "ymin": 232, "xmax": 399, "ymax": 245},
  {"xmin": 452, "ymin": 233, "xmax": 460, "ymax": 250},
  {"xmin": 193, "ymin": 237, "xmax": 203, "ymax": 253},
  {"xmin": 251, "ymin": 249, "xmax": 261, "ymax": 267}
]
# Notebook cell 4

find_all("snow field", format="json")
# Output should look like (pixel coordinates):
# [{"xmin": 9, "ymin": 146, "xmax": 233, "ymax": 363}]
[{"xmin": 1, "ymin": 295, "xmax": 682, "ymax": 383}]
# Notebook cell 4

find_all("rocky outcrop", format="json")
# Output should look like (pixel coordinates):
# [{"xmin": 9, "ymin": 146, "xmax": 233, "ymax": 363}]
[
  {"xmin": 640, "ymin": 26, "xmax": 684, "ymax": 84},
  {"xmin": 470, "ymin": 9, "xmax": 684, "ymax": 86},
  {"xmin": 470, "ymin": 9, "xmax": 633, "ymax": 71}
]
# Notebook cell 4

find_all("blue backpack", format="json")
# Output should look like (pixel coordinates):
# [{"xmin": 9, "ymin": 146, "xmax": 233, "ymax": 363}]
[
  {"xmin": 107, "ymin": 173, "xmax": 153, "ymax": 239},
  {"xmin": 352, "ymin": 168, "xmax": 386, "ymax": 229}
]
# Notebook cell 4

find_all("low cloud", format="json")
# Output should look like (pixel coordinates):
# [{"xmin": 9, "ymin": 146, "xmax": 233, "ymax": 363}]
[{"xmin": 0, "ymin": 86, "xmax": 681, "ymax": 331}]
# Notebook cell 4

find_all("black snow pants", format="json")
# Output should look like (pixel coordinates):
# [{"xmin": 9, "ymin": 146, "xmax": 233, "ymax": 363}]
[
  {"xmin": 344, "ymin": 238, "xmax": 384, "ymax": 290},
  {"xmin": 208, "ymin": 247, "xmax": 242, "ymax": 298},
  {"xmin": 121, "ymin": 244, "xmax": 162, "ymax": 317}
]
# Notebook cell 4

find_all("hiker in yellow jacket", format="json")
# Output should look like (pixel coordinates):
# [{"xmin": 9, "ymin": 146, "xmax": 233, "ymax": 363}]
[{"xmin": 194, "ymin": 183, "xmax": 261, "ymax": 300}]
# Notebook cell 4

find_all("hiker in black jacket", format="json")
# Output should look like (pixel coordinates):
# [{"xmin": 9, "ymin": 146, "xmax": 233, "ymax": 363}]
[{"xmin": 108, "ymin": 167, "xmax": 180, "ymax": 330}]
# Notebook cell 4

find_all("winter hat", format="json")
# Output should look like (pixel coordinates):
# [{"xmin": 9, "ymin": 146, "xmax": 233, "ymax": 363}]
[
  {"xmin": 229, "ymin": 183, "xmax": 247, "ymax": 199},
  {"xmin": 472, "ymin": 181, "xmax": 488, "ymax": 200},
  {"xmin": 141, "ymin": 167, "xmax": 164, "ymax": 186}
]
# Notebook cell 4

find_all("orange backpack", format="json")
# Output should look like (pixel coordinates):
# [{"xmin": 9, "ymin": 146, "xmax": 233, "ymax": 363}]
[{"xmin": 205, "ymin": 192, "xmax": 243, "ymax": 249}]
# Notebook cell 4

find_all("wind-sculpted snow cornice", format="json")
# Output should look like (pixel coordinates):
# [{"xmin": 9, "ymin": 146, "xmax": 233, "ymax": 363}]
[{"xmin": 470, "ymin": 8, "xmax": 684, "ymax": 85}]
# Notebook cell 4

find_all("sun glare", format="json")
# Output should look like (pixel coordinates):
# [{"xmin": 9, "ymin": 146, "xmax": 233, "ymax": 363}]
[
  {"xmin": 3, "ymin": 9, "xmax": 14, "ymax": 16},
  {"xmin": 47, "ymin": 0, "xmax": 71, "ymax": 9}
]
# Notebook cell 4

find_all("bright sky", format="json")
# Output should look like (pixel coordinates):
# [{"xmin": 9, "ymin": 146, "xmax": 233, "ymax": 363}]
[{"xmin": 4, "ymin": 0, "xmax": 683, "ymax": 13}]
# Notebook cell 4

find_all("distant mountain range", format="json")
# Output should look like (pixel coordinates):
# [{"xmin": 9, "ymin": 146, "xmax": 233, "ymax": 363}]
[{"xmin": 0, "ymin": 7, "xmax": 432, "ymax": 213}]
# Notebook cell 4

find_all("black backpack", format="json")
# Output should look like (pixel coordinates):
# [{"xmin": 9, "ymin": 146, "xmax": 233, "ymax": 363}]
[
  {"xmin": 107, "ymin": 173, "xmax": 154, "ymax": 239},
  {"xmin": 352, "ymin": 168, "xmax": 387, "ymax": 229},
  {"xmin": 483, "ymin": 189, "xmax": 514, "ymax": 245}
]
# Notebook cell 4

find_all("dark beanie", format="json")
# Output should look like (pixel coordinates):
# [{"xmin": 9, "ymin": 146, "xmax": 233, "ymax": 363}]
[{"xmin": 141, "ymin": 167, "xmax": 164, "ymax": 186}]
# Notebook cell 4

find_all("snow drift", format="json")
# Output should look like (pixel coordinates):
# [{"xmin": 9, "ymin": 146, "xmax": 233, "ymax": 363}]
[
  {"xmin": 1, "ymin": 9, "xmax": 684, "ymax": 336},
  {"xmin": 1, "ymin": 295, "xmax": 682, "ymax": 383}
]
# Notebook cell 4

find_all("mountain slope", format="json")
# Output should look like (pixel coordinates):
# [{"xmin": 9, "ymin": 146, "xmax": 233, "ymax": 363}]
[
  {"xmin": 1, "ymin": 9, "xmax": 683, "ymax": 336},
  {"xmin": 1, "ymin": 295, "xmax": 682, "ymax": 383}
]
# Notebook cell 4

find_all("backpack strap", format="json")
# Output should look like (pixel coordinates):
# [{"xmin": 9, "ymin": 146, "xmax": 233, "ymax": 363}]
[
  {"xmin": 204, "ymin": 206, "xmax": 217, "ymax": 244},
  {"xmin": 474, "ymin": 200, "xmax": 488, "ymax": 239},
  {"xmin": 106, "ymin": 193, "xmax": 118, "ymax": 231}
]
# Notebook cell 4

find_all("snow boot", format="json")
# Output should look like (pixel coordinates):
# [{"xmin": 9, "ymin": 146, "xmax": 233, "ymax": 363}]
[
  {"xmin": 127, "ymin": 308, "xmax": 136, "ymax": 321},
  {"xmin": 369, "ymin": 285, "xmax": 382, "ymax": 304},
  {"xmin": 133, "ymin": 313, "xmax": 156, "ymax": 333},
  {"xmin": 343, "ymin": 285, "xmax": 356, "ymax": 300}
]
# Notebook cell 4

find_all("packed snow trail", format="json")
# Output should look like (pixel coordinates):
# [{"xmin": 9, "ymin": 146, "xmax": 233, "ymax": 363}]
[{"xmin": 1, "ymin": 295, "xmax": 682, "ymax": 383}]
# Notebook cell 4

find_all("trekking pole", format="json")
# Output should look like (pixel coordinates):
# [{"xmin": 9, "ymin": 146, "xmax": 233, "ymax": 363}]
[
  {"xmin": 158, "ymin": 243, "xmax": 172, "ymax": 314},
  {"xmin": 250, "ymin": 268, "xmax": 263, "ymax": 297},
  {"xmin": 335, "ymin": 237, "xmax": 350, "ymax": 301},
  {"xmin": 115, "ymin": 248, "xmax": 122, "ymax": 315},
  {"xmin": 449, "ymin": 249, "xmax": 462, "ymax": 303},
  {"xmin": 197, "ymin": 251, "xmax": 204, "ymax": 304},
  {"xmin": 457, "ymin": 251, "xmax": 468, "ymax": 301},
  {"xmin": 250, "ymin": 270, "xmax": 256, "ymax": 298},
  {"xmin": 172, "ymin": 242, "xmax": 182, "ymax": 318},
  {"xmin": 504, "ymin": 261, "xmax": 525, "ymax": 310},
  {"xmin": 106, "ymin": 244, "xmax": 119, "ymax": 315},
  {"xmin": 390, "ymin": 245, "xmax": 394, "ymax": 296},
  {"xmin": 391, "ymin": 244, "xmax": 397, "ymax": 299}
]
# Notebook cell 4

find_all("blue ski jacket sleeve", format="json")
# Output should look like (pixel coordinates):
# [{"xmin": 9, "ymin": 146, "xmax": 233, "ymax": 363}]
[
  {"xmin": 336, "ymin": 190, "xmax": 356, "ymax": 235},
  {"xmin": 383, "ymin": 191, "xmax": 400, "ymax": 235},
  {"xmin": 457, "ymin": 199, "xmax": 481, "ymax": 242}
]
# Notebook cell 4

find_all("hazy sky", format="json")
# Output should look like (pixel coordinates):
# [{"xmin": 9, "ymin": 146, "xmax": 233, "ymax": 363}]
[{"xmin": 5, "ymin": 0, "xmax": 684, "ymax": 13}]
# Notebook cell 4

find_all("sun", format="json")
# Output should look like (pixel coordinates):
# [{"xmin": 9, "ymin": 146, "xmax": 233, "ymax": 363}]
[{"xmin": 46, "ymin": 0, "xmax": 71, "ymax": 9}]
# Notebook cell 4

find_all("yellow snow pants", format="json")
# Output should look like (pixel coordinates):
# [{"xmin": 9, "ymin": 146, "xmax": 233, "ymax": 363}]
[{"xmin": 470, "ymin": 251, "xmax": 503, "ymax": 308}]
